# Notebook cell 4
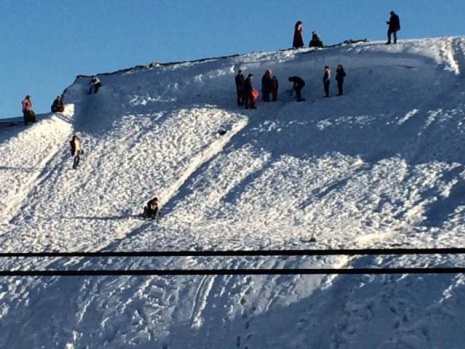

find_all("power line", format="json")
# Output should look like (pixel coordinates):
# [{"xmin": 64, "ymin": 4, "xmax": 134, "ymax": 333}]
[
  {"xmin": 1, "ymin": 267, "xmax": 465, "ymax": 277},
  {"xmin": 1, "ymin": 247, "xmax": 465, "ymax": 258}
]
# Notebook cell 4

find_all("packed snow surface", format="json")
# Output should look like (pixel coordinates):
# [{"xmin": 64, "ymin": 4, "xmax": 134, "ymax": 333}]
[{"xmin": 1, "ymin": 37, "xmax": 465, "ymax": 348}]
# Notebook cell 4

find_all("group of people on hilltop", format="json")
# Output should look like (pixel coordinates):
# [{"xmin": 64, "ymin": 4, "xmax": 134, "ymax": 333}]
[
  {"xmin": 235, "ymin": 64, "xmax": 346, "ymax": 106},
  {"xmin": 21, "ymin": 76, "xmax": 103, "ymax": 126},
  {"xmin": 293, "ymin": 11, "xmax": 400, "ymax": 49},
  {"xmin": 293, "ymin": 21, "xmax": 323, "ymax": 49}
]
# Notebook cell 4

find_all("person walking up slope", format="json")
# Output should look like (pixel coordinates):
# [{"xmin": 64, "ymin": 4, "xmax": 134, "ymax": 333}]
[
  {"xmin": 335, "ymin": 65, "xmax": 346, "ymax": 96},
  {"xmin": 70, "ymin": 135, "xmax": 83, "ymax": 170},
  {"xmin": 322, "ymin": 66, "xmax": 331, "ymax": 98}
]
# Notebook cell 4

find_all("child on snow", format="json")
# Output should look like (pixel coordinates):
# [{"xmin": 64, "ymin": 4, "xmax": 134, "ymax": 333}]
[{"xmin": 143, "ymin": 196, "xmax": 159, "ymax": 219}]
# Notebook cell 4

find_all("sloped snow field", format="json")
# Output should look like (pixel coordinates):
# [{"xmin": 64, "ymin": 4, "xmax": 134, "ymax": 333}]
[{"xmin": 1, "ymin": 37, "xmax": 465, "ymax": 348}]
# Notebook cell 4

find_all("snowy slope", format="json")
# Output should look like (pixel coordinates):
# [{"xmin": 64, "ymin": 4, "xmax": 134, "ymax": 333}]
[{"xmin": 1, "ymin": 37, "xmax": 465, "ymax": 348}]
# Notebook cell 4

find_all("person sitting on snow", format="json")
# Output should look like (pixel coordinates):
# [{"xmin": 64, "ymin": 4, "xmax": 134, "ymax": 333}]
[
  {"xmin": 88, "ymin": 76, "xmax": 102, "ymax": 94},
  {"xmin": 51, "ymin": 96, "xmax": 64, "ymax": 113},
  {"xmin": 143, "ymin": 196, "xmax": 159, "ymax": 219},
  {"xmin": 309, "ymin": 31, "xmax": 324, "ymax": 48}
]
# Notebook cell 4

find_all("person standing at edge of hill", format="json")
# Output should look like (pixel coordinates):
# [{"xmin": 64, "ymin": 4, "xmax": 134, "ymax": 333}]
[
  {"xmin": 386, "ymin": 11, "xmax": 401, "ymax": 44},
  {"xmin": 322, "ymin": 65, "xmax": 331, "ymax": 98},
  {"xmin": 293, "ymin": 21, "xmax": 304, "ymax": 48},
  {"xmin": 335, "ymin": 65, "xmax": 346, "ymax": 96},
  {"xmin": 70, "ymin": 134, "xmax": 83, "ymax": 170},
  {"xmin": 88, "ymin": 76, "xmax": 102, "ymax": 94},
  {"xmin": 235, "ymin": 69, "xmax": 245, "ymax": 106},
  {"xmin": 261, "ymin": 69, "xmax": 272, "ymax": 102},
  {"xmin": 22, "ymin": 95, "xmax": 36, "ymax": 126},
  {"xmin": 288, "ymin": 76, "xmax": 305, "ymax": 102}
]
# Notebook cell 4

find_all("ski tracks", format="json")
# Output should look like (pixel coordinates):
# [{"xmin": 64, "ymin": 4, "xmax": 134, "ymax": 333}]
[{"xmin": 0, "ymin": 114, "xmax": 74, "ymax": 225}]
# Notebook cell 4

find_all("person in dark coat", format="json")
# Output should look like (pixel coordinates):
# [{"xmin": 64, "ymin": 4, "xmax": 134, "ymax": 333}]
[
  {"xmin": 271, "ymin": 76, "xmax": 279, "ymax": 102},
  {"xmin": 235, "ymin": 70, "xmax": 245, "ymax": 106},
  {"xmin": 243, "ymin": 74, "xmax": 256, "ymax": 109},
  {"xmin": 69, "ymin": 134, "xmax": 83, "ymax": 170},
  {"xmin": 261, "ymin": 69, "xmax": 273, "ymax": 102},
  {"xmin": 335, "ymin": 65, "xmax": 346, "ymax": 96},
  {"xmin": 88, "ymin": 76, "xmax": 102, "ymax": 94},
  {"xmin": 293, "ymin": 21, "xmax": 304, "ymax": 48},
  {"xmin": 51, "ymin": 96, "xmax": 64, "ymax": 112},
  {"xmin": 288, "ymin": 76, "xmax": 305, "ymax": 101},
  {"xmin": 309, "ymin": 31, "xmax": 324, "ymax": 48},
  {"xmin": 143, "ymin": 196, "xmax": 159, "ymax": 219},
  {"xmin": 322, "ymin": 66, "xmax": 331, "ymax": 98},
  {"xmin": 386, "ymin": 11, "xmax": 401, "ymax": 44}
]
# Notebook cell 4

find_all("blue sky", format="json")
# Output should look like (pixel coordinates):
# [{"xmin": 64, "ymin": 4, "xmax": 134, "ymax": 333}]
[{"xmin": 1, "ymin": 0, "xmax": 464, "ymax": 119}]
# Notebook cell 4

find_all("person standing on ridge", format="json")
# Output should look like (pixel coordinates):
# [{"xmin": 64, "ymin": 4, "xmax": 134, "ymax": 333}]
[
  {"xmin": 235, "ymin": 69, "xmax": 245, "ymax": 106},
  {"xmin": 288, "ymin": 76, "xmax": 305, "ymax": 102},
  {"xmin": 21, "ymin": 95, "xmax": 36, "ymax": 125},
  {"xmin": 293, "ymin": 21, "xmax": 304, "ymax": 48},
  {"xmin": 261, "ymin": 69, "xmax": 273, "ymax": 102},
  {"xmin": 70, "ymin": 134, "xmax": 83, "ymax": 170},
  {"xmin": 386, "ymin": 11, "xmax": 401, "ymax": 44},
  {"xmin": 322, "ymin": 66, "xmax": 331, "ymax": 98},
  {"xmin": 335, "ymin": 65, "xmax": 346, "ymax": 96}
]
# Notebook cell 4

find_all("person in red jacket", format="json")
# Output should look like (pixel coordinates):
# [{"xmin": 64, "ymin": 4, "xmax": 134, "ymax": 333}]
[{"xmin": 21, "ymin": 95, "xmax": 36, "ymax": 125}]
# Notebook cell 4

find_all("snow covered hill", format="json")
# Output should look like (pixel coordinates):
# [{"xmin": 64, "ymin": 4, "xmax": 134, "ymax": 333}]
[{"xmin": 1, "ymin": 37, "xmax": 465, "ymax": 348}]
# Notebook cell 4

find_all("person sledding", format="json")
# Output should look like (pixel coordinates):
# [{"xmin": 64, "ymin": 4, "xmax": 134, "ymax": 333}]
[{"xmin": 143, "ymin": 196, "xmax": 159, "ymax": 219}]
